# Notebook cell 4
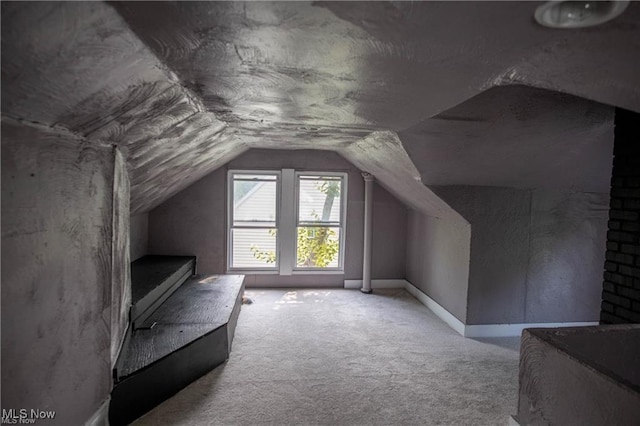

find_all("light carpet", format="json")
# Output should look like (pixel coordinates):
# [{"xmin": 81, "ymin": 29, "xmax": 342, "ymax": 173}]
[{"xmin": 134, "ymin": 288, "xmax": 520, "ymax": 425}]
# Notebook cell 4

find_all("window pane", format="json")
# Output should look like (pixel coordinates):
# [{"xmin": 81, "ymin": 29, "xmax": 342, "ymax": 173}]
[
  {"xmin": 298, "ymin": 177, "xmax": 342, "ymax": 223},
  {"xmin": 231, "ymin": 228, "xmax": 277, "ymax": 268},
  {"xmin": 234, "ymin": 178, "xmax": 277, "ymax": 226},
  {"xmin": 296, "ymin": 227, "xmax": 340, "ymax": 268}
]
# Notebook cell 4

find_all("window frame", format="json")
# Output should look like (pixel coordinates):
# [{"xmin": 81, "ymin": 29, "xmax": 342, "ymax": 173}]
[
  {"xmin": 293, "ymin": 171, "xmax": 347, "ymax": 272},
  {"xmin": 227, "ymin": 169, "xmax": 281, "ymax": 273},
  {"xmin": 226, "ymin": 168, "xmax": 347, "ymax": 275}
]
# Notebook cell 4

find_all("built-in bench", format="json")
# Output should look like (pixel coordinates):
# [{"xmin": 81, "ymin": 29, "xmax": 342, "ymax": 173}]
[
  {"xmin": 130, "ymin": 255, "xmax": 196, "ymax": 329},
  {"xmin": 110, "ymin": 255, "xmax": 244, "ymax": 425}
]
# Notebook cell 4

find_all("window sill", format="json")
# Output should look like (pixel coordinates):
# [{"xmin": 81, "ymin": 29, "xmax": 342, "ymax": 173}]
[{"xmin": 227, "ymin": 269, "xmax": 344, "ymax": 276}]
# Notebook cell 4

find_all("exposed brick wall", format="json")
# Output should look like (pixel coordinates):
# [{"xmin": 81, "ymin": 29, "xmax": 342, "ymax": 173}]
[{"xmin": 601, "ymin": 108, "xmax": 640, "ymax": 324}]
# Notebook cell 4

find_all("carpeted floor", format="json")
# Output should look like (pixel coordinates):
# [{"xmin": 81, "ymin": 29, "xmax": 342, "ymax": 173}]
[{"xmin": 134, "ymin": 288, "xmax": 520, "ymax": 425}]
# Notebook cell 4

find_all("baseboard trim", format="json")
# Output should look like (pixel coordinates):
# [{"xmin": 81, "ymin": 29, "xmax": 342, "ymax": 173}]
[
  {"xmin": 403, "ymin": 281, "xmax": 599, "ymax": 338},
  {"xmin": 404, "ymin": 281, "xmax": 466, "ymax": 336},
  {"xmin": 464, "ymin": 321, "xmax": 600, "ymax": 338},
  {"xmin": 85, "ymin": 397, "xmax": 110, "ymax": 426},
  {"xmin": 344, "ymin": 279, "xmax": 407, "ymax": 289}
]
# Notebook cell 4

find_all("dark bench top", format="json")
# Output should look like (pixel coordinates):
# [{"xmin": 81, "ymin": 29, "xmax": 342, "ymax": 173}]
[
  {"xmin": 131, "ymin": 255, "xmax": 196, "ymax": 304},
  {"xmin": 118, "ymin": 274, "xmax": 244, "ymax": 378}
]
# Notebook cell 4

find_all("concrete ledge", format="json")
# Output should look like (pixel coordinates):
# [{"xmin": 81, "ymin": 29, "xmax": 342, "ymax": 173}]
[
  {"xmin": 84, "ymin": 398, "xmax": 109, "ymax": 426},
  {"xmin": 518, "ymin": 325, "xmax": 640, "ymax": 425}
]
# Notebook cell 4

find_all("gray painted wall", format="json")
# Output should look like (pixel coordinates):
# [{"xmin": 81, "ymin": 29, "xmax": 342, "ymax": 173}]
[
  {"xmin": 130, "ymin": 213, "xmax": 149, "ymax": 261},
  {"xmin": 149, "ymin": 149, "xmax": 407, "ymax": 284},
  {"xmin": 433, "ymin": 186, "xmax": 608, "ymax": 325},
  {"xmin": 405, "ymin": 212, "xmax": 471, "ymax": 322},
  {"xmin": 372, "ymin": 184, "xmax": 408, "ymax": 279},
  {"xmin": 148, "ymin": 166, "xmax": 226, "ymax": 273},
  {"xmin": 1, "ymin": 119, "xmax": 129, "ymax": 424}
]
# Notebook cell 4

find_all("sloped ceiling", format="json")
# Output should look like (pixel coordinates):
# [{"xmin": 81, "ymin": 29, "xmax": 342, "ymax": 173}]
[{"xmin": 2, "ymin": 1, "xmax": 639, "ymax": 215}]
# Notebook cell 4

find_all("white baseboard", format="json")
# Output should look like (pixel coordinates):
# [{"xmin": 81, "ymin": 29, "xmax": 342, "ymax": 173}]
[
  {"xmin": 403, "ymin": 281, "xmax": 599, "ymax": 338},
  {"xmin": 404, "ymin": 282, "xmax": 466, "ymax": 336},
  {"xmin": 85, "ymin": 397, "xmax": 109, "ymax": 426},
  {"xmin": 464, "ymin": 321, "xmax": 599, "ymax": 338},
  {"xmin": 344, "ymin": 279, "xmax": 407, "ymax": 289}
]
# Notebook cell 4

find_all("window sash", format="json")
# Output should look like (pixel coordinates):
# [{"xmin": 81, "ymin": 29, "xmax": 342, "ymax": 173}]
[
  {"xmin": 228, "ymin": 170, "xmax": 280, "ymax": 270},
  {"xmin": 295, "ymin": 173, "xmax": 345, "ymax": 226},
  {"xmin": 294, "ymin": 172, "xmax": 346, "ymax": 270}
]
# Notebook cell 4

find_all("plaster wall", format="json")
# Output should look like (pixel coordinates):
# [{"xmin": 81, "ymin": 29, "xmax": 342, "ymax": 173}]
[
  {"xmin": 149, "ymin": 149, "xmax": 407, "ymax": 283},
  {"xmin": 110, "ymin": 150, "xmax": 131, "ymax": 367},
  {"xmin": 405, "ymin": 212, "xmax": 471, "ymax": 322},
  {"xmin": 433, "ymin": 186, "xmax": 608, "ymax": 325},
  {"xmin": 130, "ymin": 213, "xmax": 149, "ymax": 262},
  {"xmin": 1, "ymin": 119, "xmax": 129, "ymax": 424}
]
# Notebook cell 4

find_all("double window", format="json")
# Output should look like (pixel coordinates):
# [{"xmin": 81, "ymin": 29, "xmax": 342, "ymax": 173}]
[{"xmin": 227, "ymin": 169, "xmax": 347, "ymax": 273}]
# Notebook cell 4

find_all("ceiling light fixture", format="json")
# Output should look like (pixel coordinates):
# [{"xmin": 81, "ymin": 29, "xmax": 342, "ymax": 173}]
[{"xmin": 534, "ymin": 0, "xmax": 629, "ymax": 28}]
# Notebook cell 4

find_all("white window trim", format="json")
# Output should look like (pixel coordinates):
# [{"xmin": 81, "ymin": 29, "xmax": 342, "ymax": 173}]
[
  {"xmin": 227, "ymin": 169, "xmax": 281, "ymax": 273},
  {"xmin": 293, "ymin": 171, "xmax": 347, "ymax": 273},
  {"xmin": 226, "ymin": 168, "xmax": 347, "ymax": 275}
]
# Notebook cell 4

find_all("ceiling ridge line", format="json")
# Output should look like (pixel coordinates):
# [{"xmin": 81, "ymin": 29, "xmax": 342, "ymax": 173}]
[
  {"xmin": 105, "ymin": 2, "xmax": 218, "ymax": 123},
  {"xmin": 0, "ymin": 114, "xmax": 114, "ymax": 150}
]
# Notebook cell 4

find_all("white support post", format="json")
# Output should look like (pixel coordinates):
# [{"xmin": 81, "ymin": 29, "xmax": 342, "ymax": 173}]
[
  {"xmin": 361, "ymin": 172, "xmax": 374, "ymax": 294},
  {"xmin": 280, "ymin": 169, "xmax": 295, "ymax": 275}
]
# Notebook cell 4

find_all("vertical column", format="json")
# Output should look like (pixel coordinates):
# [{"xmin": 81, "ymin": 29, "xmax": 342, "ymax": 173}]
[{"xmin": 361, "ymin": 172, "xmax": 374, "ymax": 294}]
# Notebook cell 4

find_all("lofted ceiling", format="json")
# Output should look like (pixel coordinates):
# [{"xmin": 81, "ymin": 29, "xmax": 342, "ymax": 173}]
[{"xmin": 2, "ymin": 1, "xmax": 639, "ymax": 216}]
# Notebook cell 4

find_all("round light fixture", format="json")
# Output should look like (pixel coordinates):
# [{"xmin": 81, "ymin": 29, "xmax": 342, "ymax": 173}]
[{"xmin": 534, "ymin": 1, "xmax": 629, "ymax": 28}]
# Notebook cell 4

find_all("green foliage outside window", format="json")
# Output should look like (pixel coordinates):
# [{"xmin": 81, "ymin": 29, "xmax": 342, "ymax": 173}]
[{"xmin": 250, "ymin": 180, "xmax": 341, "ymax": 267}]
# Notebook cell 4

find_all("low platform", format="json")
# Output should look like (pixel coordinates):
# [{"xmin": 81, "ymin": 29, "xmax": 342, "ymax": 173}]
[
  {"xmin": 110, "ymin": 274, "xmax": 245, "ymax": 426},
  {"xmin": 517, "ymin": 325, "xmax": 640, "ymax": 425},
  {"xmin": 130, "ymin": 255, "xmax": 196, "ymax": 329}
]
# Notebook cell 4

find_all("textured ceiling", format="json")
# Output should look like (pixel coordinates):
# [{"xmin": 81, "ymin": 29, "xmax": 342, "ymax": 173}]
[
  {"xmin": 402, "ymin": 85, "xmax": 615, "ymax": 192},
  {"xmin": 2, "ymin": 1, "xmax": 639, "ymax": 215}
]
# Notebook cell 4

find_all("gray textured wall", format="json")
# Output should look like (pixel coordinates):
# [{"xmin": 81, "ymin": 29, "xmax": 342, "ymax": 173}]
[
  {"xmin": 1, "ymin": 119, "xmax": 127, "ymax": 424},
  {"xmin": 130, "ymin": 213, "xmax": 149, "ymax": 262},
  {"xmin": 111, "ymin": 151, "xmax": 131, "ymax": 366},
  {"xmin": 433, "ymin": 186, "xmax": 608, "ymax": 325},
  {"xmin": 405, "ymin": 212, "xmax": 471, "ymax": 322},
  {"xmin": 149, "ymin": 149, "xmax": 407, "ymax": 283}
]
